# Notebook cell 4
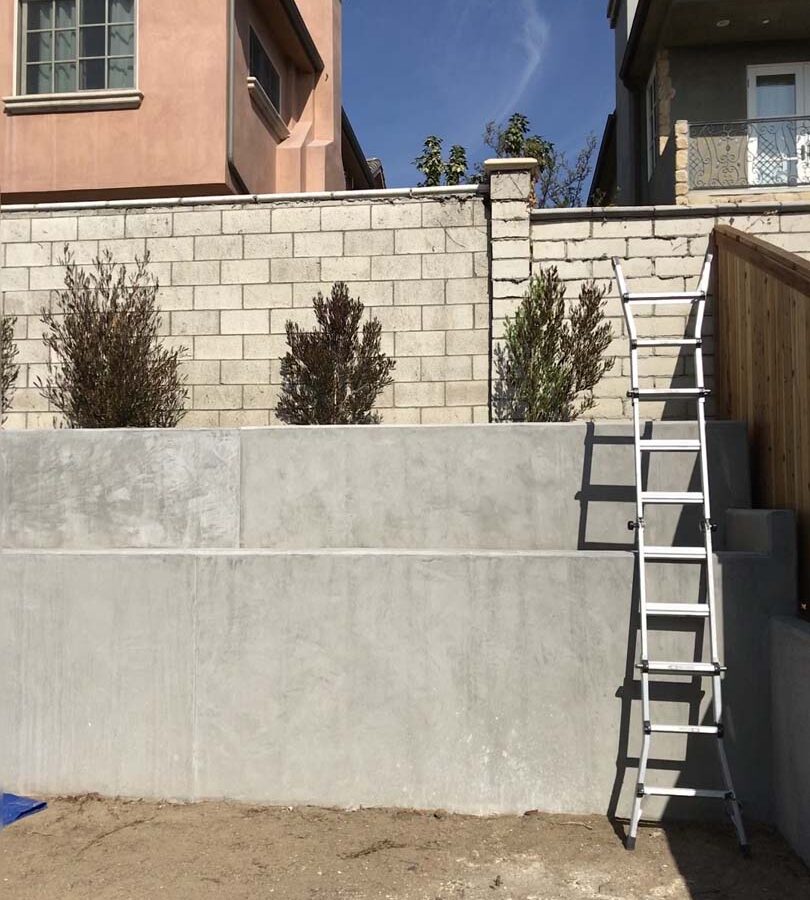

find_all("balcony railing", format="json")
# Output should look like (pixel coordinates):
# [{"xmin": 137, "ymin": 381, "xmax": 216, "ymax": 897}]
[{"xmin": 688, "ymin": 116, "xmax": 810, "ymax": 191}]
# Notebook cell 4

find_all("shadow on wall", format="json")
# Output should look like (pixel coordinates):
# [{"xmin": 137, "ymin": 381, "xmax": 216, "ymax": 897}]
[{"xmin": 582, "ymin": 418, "xmax": 802, "ymax": 890}]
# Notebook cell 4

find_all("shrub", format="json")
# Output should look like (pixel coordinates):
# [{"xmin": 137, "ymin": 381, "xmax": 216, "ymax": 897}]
[
  {"xmin": 276, "ymin": 282, "xmax": 395, "ymax": 425},
  {"xmin": 37, "ymin": 247, "xmax": 188, "ymax": 428},
  {"xmin": 493, "ymin": 267, "xmax": 614, "ymax": 422},
  {"xmin": 1, "ymin": 314, "xmax": 20, "ymax": 425}
]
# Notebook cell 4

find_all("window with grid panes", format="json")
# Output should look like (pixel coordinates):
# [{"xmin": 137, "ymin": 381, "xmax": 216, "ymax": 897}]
[{"xmin": 20, "ymin": 0, "xmax": 135, "ymax": 95}]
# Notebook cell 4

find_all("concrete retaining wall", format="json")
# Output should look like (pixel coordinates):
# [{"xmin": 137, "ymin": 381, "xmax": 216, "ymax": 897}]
[
  {"xmin": 0, "ymin": 425, "xmax": 796, "ymax": 822},
  {"xmin": 0, "ymin": 543, "xmax": 794, "ymax": 820},
  {"xmin": 771, "ymin": 616, "xmax": 810, "ymax": 866},
  {"xmin": 0, "ymin": 422, "xmax": 750, "ymax": 550}
]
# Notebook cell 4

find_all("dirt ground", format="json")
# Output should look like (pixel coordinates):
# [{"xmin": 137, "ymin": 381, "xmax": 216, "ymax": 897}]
[{"xmin": 1, "ymin": 796, "xmax": 808, "ymax": 900}]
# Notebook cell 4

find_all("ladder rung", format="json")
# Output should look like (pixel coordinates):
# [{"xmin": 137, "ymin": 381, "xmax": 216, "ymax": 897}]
[
  {"xmin": 630, "ymin": 388, "xmax": 710, "ymax": 400},
  {"xmin": 650, "ymin": 724, "xmax": 719, "ymax": 735},
  {"xmin": 644, "ymin": 546, "xmax": 707, "ymax": 560},
  {"xmin": 642, "ymin": 786, "xmax": 729, "ymax": 799},
  {"xmin": 641, "ymin": 660, "xmax": 722, "ymax": 675},
  {"xmin": 624, "ymin": 291, "xmax": 704, "ymax": 304},
  {"xmin": 646, "ymin": 603, "xmax": 710, "ymax": 618},
  {"xmin": 638, "ymin": 439, "xmax": 701, "ymax": 452},
  {"xmin": 633, "ymin": 338, "xmax": 700, "ymax": 348},
  {"xmin": 641, "ymin": 491, "xmax": 703, "ymax": 505}
]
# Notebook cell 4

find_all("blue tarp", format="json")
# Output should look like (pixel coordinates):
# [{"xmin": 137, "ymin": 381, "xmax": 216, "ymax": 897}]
[{"xmin": 1, "ymin": 793, "xmax": 47, "ymax": 827}]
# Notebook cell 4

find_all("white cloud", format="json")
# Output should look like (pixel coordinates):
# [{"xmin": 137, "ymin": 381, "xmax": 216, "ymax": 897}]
[{"xmin": 496, "ymin": 0, "xmax": 550, "ymax": 121}]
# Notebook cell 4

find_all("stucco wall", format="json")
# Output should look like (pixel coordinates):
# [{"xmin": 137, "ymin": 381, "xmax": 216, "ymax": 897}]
[{"xmin": 0, "ymin": 1, "xmax": 230, "ymax": 201}]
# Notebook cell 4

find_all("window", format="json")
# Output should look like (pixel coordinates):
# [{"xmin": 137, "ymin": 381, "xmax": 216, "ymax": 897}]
[
  {"xmin": 249, "ymin": 28, "xmax": 280, "ymax": 113},
  {"xmin": 19, "ymin": 0, "xmax": 135, "ymax": 95},
  {"xmin": 645, "ymin": 67, "xmax": 658, "ymax": 179}
]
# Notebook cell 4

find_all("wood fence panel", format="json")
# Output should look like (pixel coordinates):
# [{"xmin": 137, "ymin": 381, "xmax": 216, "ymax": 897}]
[{"xmin": 715, "ymin": 224, "xmax": 810, "ymax": 611}]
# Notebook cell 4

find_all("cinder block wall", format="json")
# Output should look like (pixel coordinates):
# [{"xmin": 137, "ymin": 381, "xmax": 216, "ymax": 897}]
[
  {"xmin": 3, "ymin": 164, "xmax": 810, "ymax": 428},
  {"xmin": 528, "ymin": 205, "xmax": 810, "ymax": 419},
  {"xmin": 0, "ymin": 190, "xmax": 490, "ymax": 428}
]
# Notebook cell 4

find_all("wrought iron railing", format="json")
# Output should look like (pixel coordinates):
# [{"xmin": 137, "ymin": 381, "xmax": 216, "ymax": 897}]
[{"xmin": 688, "ymin": 116, "xmax": 810, "ymax": 191}]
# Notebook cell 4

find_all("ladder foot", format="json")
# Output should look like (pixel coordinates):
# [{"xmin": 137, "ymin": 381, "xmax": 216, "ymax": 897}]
[
  {"xmin": 741, "ymin": 843, "xmax": 752, "ymax": 860},
  {"xmin": 625, "ymin": 835, "xmax": 637, "ymax": 851}
]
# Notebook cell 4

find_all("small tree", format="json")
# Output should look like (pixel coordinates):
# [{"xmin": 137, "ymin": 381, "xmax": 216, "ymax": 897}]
[
  {"xmin": 494, "ymin": 267, "xmax": 614, "ymax": 422},
  {"xmin": 445, "ymin": 145, "xmax": 469, "ymax": 186},
  {"xmin": 276, "ymin": 282, "xmax": 395, "ymax": 425},
  {"xmin": 1, "ymin": 315, "xmax": 20, "ymax": 425},
  {"xmin": 37, "ymin": 247, "xmax": 188, "ymax": 428},
  {"xmin": 414, "ymin": 136, "xmax": 446, "ymax": 187}
]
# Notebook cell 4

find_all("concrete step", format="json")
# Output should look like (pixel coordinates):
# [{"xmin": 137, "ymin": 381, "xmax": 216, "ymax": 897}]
[{"xmin": 0, "ymin": 422, "xmax": 751, "ymax": 552}]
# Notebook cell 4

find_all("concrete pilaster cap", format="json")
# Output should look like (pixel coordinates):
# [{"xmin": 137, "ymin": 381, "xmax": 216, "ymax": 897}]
[{"xmin": 483, "ymin": 158, "xmax": 539, "ymax": 174}]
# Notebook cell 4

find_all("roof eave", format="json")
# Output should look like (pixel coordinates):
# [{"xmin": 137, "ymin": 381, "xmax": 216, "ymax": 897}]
[
  {"xmin": 342, "ymin": 109, "xmax": 376, "ymax": 190},
  {"xmin": 279, "ymin": 0, "xmax": 324, "ymax": 74}
]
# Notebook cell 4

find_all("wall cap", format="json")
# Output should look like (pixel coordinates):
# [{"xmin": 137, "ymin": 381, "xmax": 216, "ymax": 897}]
[
  {"xmin": 0, "ymin": 183, "xmax": 488, "ymax": 214},
  {"xmin": 484, "ymin": 158, "xmax": 539, "ymax": 174},
  {"xmin": 530, "ymin": 200, "xmax": 810, "ymax": 223}
]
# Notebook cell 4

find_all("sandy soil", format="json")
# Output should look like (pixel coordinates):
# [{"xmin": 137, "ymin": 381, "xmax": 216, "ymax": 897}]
[{"xmin": 1, "ymin": 796, "xmax": 808, "ymax": 899}]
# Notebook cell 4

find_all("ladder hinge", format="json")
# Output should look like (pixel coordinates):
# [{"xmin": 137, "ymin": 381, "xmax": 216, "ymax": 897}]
[
  {"xmin": 717, "ymin": 722, "xmax": 725, "ymax": 738},
  {"xmin": 695, "ymin": 338, "xmax": 703, "ymax": 348},
  {"xmin": 627, "ymin": 389, "xmax": 639, "ymax": 399},
  {"xmin": 700, "ymin": 519, "xmax": 718, "ymax": 533},
  {"xmin": 628, "ymin": 517, "xmax": 645, "ymax": 531},
  {"xmin": 713, "ymin": 662, "xmax": 724, "ymax": 675},
  {"xmin": 643, "ymin": 720, "xmax": 652, "ymax": 735},
  {"xmin": 725, "ymin": 791, "xmax": 736, "ymax": 802},
  {"xmin": 630, "ymin": 338, "xmax": 638, "ymax": 349},
  {"xmin": 640, "ymin": 660, "xmax": 650, "ymax": 674},
  {"xmin": 637, "ymin": 783, "xmax": 646, "ymax": 798}
]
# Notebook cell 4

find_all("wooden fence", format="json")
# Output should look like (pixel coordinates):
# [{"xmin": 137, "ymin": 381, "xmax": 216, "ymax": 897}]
[{"xmin": 715, "ymin": 224, "xmax": 810, "ymax": 610}]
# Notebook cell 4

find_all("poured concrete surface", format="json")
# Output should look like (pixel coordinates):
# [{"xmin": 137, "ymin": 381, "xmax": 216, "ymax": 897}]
[
  {"xmin": 0, "ymin": 422, "xmax": 750, "ymax": 551},
  {"xmin": 2, "ymin": 797, "xmax": 808, "ymax": 900},
  {"xmin": 771, "ymin": 616, "xmax": 810, "ymax": 867},
  {"xmin": 0, "ymin": 543, "xmax": 794, "ymax": 822}
]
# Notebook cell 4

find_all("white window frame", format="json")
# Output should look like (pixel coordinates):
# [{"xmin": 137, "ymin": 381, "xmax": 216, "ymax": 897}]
[
  {"xmin": 5, "ymin": 0, "xmax": 142, "ymax": 114},
  {"xmin": 645, "ymin": 67, "xmax": 658, "ymax": 181},
  {"xmin": 246, "ymin": 27, "xmax": 288, "ymax": 142},
  {"xmin": 746, "ymin": 62, "xmax": 810, "ymax": 187}
]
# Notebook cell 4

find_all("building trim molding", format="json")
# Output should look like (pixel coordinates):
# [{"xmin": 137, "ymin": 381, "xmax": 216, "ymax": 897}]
[{"xmin": 3, "ymin": 89, "xmax": 143, "ymax": 115}]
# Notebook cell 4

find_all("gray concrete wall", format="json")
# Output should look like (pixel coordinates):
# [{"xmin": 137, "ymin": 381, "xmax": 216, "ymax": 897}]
[
  {"xmin": 0, "ymin": 540, "xmax": 795, "ymax": 820},
  {"xmin": 0, "ymin": 423, "xmax": 750, "ymax": 551},
  {"xmin": 770, "ymin": 616, "xmax": 810, "ymax": 866}
]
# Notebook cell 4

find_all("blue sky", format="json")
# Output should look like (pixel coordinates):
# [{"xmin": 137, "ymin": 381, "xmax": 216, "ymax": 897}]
[{"xmin": 342, "ymin": 0, "xmax": 615, "ymax": 189}]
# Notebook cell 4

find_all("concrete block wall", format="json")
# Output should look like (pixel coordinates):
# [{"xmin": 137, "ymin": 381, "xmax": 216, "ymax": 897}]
[
  {"xmin": 4, "ymin": 166, "xmax": 810, "ymax": 427},
  {"xmin": 529, "ymin": 203, "xmax": 810, "ymax": 419},
  {"xmin": 0, "ymin": 189, "xmax": 490, "ymax": 428}
]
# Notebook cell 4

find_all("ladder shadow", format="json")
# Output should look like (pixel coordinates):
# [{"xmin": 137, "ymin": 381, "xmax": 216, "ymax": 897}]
[{"xmin": 576, "ymin": 421, "xmax": 702, "ymax": 552}]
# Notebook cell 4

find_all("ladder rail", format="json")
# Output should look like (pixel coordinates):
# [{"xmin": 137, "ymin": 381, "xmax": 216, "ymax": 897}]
[{"xmin": 612, "ymin": 254, "xmax": 748, "ymax": 856}]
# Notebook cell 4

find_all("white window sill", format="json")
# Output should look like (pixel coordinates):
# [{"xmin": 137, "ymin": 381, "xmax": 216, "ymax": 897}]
[
  {"xmin": 247, "ymin": 77, "xmax": 289, "ymax": 141},
  {"xmin": 3, "ymin": 89, "xmax": 143, "ymax": 115}
]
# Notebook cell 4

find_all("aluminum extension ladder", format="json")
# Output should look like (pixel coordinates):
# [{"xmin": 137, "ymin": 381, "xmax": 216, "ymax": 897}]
[{"xmin": 612, "ymin": 253, "xmax": 749, "ymax": 855}]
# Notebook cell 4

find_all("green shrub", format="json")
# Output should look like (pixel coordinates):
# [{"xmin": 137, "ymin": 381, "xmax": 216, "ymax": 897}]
[
  {"xmin": 37, "ymin": 247, "xmax": 188, "ymax": 428},
  {"xmin": 276, "ymin": 282, "xmax": 395, "ymax": 425},
  {"xmin": 494, "ymin": 267, "xmax": 614, "ymax": 422}
]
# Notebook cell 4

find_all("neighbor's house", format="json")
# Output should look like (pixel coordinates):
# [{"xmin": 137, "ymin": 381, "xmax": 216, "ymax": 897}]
[
  {"xmin": 590, "ymin": 0, "xmax": 810, "ymax": 206},
  {"xmin": 0, "ymin": 0, "xmax": 382, "ymax": 203}
]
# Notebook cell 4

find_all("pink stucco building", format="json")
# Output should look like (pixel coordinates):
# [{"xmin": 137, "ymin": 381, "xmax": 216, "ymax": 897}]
[{"xmin": 0, "ymin": 0, "xmax": 381, "ymax": 203}]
